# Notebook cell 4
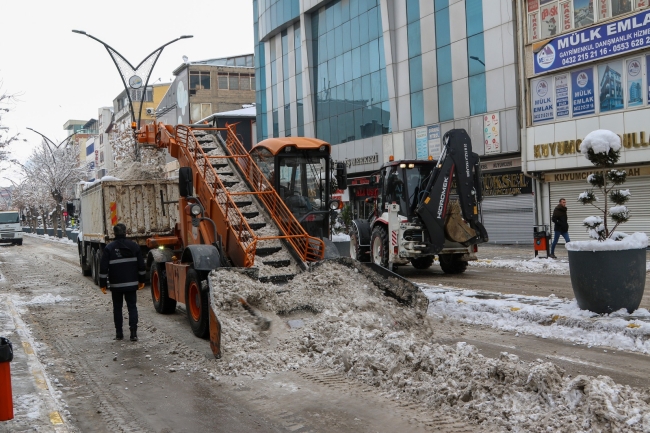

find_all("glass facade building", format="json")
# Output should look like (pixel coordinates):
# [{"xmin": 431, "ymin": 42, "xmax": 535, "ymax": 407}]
[{"xmin": 253, "ymin": 0, "xmax": 520, "ymax": 176}]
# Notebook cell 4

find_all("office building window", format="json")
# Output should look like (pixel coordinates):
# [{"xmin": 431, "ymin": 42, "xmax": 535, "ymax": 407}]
[
  {"xmin": 311, "ymin": 0, "xmax": 390, "ymax": 145},
  {"xmin": 190, "ymin": 103, "xmax": 212, "ymax": 123},
  {"xmin": 190, "ymin": 71, "xmax": 210, "ymax": 90}
]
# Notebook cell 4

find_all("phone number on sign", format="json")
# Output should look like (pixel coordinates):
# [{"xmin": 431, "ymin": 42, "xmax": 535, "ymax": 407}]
[{"xmin": 560, "ymin": 37, "xmax": 650, "ymax": 66}]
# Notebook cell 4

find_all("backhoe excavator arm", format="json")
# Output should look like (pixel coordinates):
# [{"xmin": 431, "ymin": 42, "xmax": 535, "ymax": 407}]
[{"xmin": 415, "ymin": 129, "xmax": 488, "ymax": 254}]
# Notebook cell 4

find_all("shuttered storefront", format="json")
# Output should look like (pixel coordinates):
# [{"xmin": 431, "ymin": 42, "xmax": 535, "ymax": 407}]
[
  {"xmin": 481, "ymin": 194, "xmax": 535, "ymax": 244},
  {"xmin": 549, "ymin": 175, "xmax": 650, "ymax": 242},
  {"xmin": 479, "ymin": 169, "xmax": 535, "ymax": 244}
]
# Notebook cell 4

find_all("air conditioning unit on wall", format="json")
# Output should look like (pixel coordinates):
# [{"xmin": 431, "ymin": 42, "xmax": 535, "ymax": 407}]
[{"xmin": 146, "ymin": 107, "xmax": 155, "ymax": 115}]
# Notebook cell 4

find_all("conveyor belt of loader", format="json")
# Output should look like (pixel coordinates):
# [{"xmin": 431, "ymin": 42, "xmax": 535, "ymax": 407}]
[{"xmin": 174, "ymin": 125, "xmax": 325, "ymax": 282}]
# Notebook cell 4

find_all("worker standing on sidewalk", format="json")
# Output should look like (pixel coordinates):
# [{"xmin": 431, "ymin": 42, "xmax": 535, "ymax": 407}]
[
  {"xmin": 550, "ymin": 198, "xmax": 570, "ymax": 259},
  {"xmin": 99, "ymin": 223, "xmax": 146, "ymax": 341}
]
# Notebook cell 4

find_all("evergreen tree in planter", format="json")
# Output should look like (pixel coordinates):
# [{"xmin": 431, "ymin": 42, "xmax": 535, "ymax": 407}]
[{"xmin": 567, "ymin": 129, "xmax": 648, "ymax": 314}]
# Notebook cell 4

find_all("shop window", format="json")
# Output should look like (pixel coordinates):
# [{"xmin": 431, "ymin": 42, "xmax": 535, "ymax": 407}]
[{"xmin": 190, "ymin": 71, "xmax": 210, "ymax": 90}]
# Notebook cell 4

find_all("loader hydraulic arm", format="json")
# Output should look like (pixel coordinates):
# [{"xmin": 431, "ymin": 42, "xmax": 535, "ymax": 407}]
[{"xmin": 415, "ymin": 129, "xmax": 488, "ymax": 254}]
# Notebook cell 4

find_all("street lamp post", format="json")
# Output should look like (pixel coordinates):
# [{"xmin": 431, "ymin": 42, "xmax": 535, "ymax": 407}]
[
  {"xmin": 71, "ymin": 30, "xmax": 193, "ymax": 160},
  {"xmin": 26, "ymin": 127, "xmax": 78, "ymax": 162}
]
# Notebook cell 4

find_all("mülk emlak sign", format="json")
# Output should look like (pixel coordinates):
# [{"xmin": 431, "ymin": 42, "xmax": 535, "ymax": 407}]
[{"xmin": 534, "ymin": 9, "xmax": 650, "ymax": 74}]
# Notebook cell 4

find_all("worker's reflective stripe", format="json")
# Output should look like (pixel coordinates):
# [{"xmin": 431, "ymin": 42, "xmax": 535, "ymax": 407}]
[
  {"xmin": 109, "ymin": 258, "xmax": 137, "ymax": 264},
  {"xmin": 138, "ymin": 271, "xmax": 146, "ymax": 275},
  {"xmin": 99, "ymin": 273, "xmax": 108, "ymax": 278},
  {"xmin": 110, "ymin": 281, "xmax": 138, "ymax": 288}
]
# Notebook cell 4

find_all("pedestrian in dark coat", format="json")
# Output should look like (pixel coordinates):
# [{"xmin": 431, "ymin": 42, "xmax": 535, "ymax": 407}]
[
  {"xmin": 99, "ymin": 223, "xmax": 146, "ymax": 341},
  {"xmin": 550, "ymin": 198, "xmax": 570, "ymax": 259}
]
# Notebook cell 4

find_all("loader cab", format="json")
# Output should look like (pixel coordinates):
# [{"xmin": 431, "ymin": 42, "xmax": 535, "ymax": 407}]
[
  {"xmin": 377, "ymin": 160, "xmax": 435, "ymax": 222},
  {"xmin": 251, "ymin": 137, "xmax": 346, "ymax": 240}
]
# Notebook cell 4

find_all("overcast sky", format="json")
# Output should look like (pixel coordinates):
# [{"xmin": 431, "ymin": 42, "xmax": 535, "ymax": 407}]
[{"xmin": 0, "ymin": 0, "xmax": 254, "ymax": 186}]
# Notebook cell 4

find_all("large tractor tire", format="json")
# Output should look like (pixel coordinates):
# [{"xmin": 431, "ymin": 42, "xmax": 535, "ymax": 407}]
[
  {"xmin": 80, "ymin": 244, "xmax": 91, "ymax": 276},
  {"xmin": 151, "ymin": 262, "xmax": 176, "ymax": 314},
  {"xmin": 410, "ymin": 256, "xmax": 435, "ymax": 270},
  {"xmin": 350, "ymin": 224, "xmax": 369, "ymax": 262},
  {"xmin": 439, "ymin": 254, "xmax": 468, "ymax": 274},
  {"xmin": 370, "ymin": 225, "xmax": 389, "ymax": 268},
  {"xmin": 185, "ymin": 268, "xmax": 210, "ymax": 339}
]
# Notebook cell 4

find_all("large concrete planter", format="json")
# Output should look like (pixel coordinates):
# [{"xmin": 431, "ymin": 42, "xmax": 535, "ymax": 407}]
[
  {"xmin": 333, "ymin": 241, "xmax": 350, "ymax": 257},
  {"xmin": 67, "ymin": 230, "xmax": 78, "ymax": 243},
  {"xmin": 568, "ymin": 248, "xmax": 646, "ymax": 314},
  {"xmin": 36, "ymin": 228, "xmax": 44, "ymax": 235}
]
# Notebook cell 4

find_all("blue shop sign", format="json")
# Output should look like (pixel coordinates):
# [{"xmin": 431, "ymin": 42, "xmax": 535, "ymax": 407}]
[
  {"xmin": 534, "ymin": 9, "xmax": 650, "ymax": 74},
  {"xmin": 571, "ymin": 68, "xmax": 595, "ymax": 117}
]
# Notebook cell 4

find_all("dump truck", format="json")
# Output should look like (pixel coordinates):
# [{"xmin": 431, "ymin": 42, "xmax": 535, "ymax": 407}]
[
  {"xmin": 76, "ymin": 179, "xmax": 180, "ymax": 286},
  {"xmin": 350, "ymin": 129, "xmax": 489, "ymax": 273}
]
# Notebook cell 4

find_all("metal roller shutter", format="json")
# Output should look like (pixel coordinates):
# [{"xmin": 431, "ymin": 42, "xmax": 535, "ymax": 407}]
[
  {"xmin": 480, "ymin": 195, "xmax": 535, "ymax": 244},
  {"xmin": 550, "ymin": 176, "xmax": 650, "ymax": 242}
]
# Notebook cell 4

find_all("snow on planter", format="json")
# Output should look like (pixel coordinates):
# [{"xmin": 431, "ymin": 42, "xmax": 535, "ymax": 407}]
[{"xmin": 566, "ymin": 232, "xmax": 648, "ymax": 251}]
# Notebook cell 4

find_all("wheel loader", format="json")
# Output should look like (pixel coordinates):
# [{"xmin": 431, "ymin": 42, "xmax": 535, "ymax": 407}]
[{"xmin": 350, "ymin": 129, "xmax": 489, "ymax": 274}]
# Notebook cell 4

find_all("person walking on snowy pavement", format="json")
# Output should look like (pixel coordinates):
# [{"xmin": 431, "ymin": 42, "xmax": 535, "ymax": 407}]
[
  {"xmin": 99, "ymin": 223, "xmax": 146, "ymax": 341},
  {"xmin": 550, "ymin": 198, "xmax": 570, "ymax": 259}
]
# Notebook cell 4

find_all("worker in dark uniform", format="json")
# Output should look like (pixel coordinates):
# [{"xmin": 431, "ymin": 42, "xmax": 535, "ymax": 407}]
[{"xmin": 99, "ymin": 223, "xmax": 146, "ymax": 341}]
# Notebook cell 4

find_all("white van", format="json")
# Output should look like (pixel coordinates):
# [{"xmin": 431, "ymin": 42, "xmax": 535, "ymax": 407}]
[{"xmin": 0, "ymin": 211, "xmax": 23, "ymax": 245}]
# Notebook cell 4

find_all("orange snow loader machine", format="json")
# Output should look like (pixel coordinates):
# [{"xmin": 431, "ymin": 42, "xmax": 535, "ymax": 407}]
[{"xmin": 136, "ymin": 123, "xmax": 347, "ymax": 358}]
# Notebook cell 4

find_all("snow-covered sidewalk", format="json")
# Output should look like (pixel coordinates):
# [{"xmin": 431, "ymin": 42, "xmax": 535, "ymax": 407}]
[
  {"xmin": 0, "ymin": 290, "xmax": 71, "ymax": 431},
  {"xmin": 423, "ymin": 284, "xmax": 650, "ymax": 354},
  {"xmin": 23, "ymin": 232, "xmax": 76, "ymax": 247}
]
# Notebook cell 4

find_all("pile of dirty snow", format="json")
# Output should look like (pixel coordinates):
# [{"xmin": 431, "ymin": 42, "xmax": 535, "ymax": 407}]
[
  {"xmin": 112, "ymin": 161, "xmax": 165, "ymax": 180},
  {"xmin": 205, "ymin": 262, "xmax": 650, "ymax": 432}
]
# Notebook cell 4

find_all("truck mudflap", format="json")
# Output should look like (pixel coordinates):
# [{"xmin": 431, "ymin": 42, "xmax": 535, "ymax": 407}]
[
  {"xmin": 181, "ymin": 245, "xmax": 221, "ymax": 271},
  {"xmin": 316, "ymin": 257, "xmax": 429, "ymax": 316}
]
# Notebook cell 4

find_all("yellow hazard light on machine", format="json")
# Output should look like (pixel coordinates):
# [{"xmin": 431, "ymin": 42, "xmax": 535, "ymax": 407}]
[
  {"xmin": 389, "ymin": 155, "xmax": 394, "ymax": 161},
  {"xmin": 131, "ymin": 121, "xmax": 137, "ymax": 130},
  {"xmin": 428, "ymin": 156, "xmax": 434, "ymax": 160}
]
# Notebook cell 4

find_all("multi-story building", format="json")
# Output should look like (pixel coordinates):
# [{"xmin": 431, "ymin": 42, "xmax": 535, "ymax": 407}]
[
  {"xmin": 64, "ymin": 119, "xmax": 98, "ymax": 179},
  {"xmin": 96, "ymin": 107, "xmax": 113, "ymax": 177},
  {"xmin": 253, "ymin": 0, "xmax": 531, "ymax": 243},
  {"xmin": 521, "ymin": 0, "xmax": 650, "ymax": 241},
  {"xmin": 156, "ymin": 55, "xmax": 256, "ymax": 125}
]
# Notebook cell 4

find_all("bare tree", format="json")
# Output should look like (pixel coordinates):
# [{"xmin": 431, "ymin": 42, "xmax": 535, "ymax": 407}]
[
  {"xmin": 11, "ymin": 178, "xmax": 53, "ymax": 233},
  {"xmin": 0, "ymin": 83, "xmax": 22, "ymax": 168},
  {"xmin": 14, "ymin": 139, "xmax": 85, "ymax": 236}
]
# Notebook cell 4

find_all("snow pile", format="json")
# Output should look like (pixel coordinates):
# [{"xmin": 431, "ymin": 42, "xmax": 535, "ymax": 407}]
[
  {"xmin": 14, "ymin": 293, "xmax": 70, "ymax": 305},
  {"xmin": 111, "ymin": 161, "xmax": 165, "ymax": 180},
  {"xmin": 580, "ymin": 130, "xmax": 622, "ymax": 154},
  {"xmin": 566, "ymin": 232, "xmax": 648, "ymax": 251},
  {"xmin": 468, "ymin": 257, "xmax": 569, "ymax": 274},
  {"xmin": 422, "ymin": 286, "xmax": 650, "ymax": 353},
  {"xmin": 205, "ymin": 263, "xmax": 650, "ymax": 432},
  {"xmin": 331, "ymin": 233, "xmax": 351, "ymax": 242}
]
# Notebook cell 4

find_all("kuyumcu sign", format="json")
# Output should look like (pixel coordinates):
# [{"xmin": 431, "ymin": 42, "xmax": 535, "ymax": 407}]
[
  {"xmin": 533, "ymin": 131, "xmax": 650, "ymax": 159},
  {"xmin": 534, "ymin": 9, "xmax": 650, "ymax": 74}
]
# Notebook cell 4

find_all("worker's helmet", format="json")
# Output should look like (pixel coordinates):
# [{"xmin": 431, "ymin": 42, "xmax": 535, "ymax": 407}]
[{"xmin": 113, "ymin": 223, "xmax": 127, "ymax": 238}]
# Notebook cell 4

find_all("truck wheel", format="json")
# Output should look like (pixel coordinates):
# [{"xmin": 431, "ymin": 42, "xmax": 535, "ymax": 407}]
[
  {"xmin": 410, "ymin": 256, "xmax": 434, "ymax": 270},
  {"xmin": 90, "ymin": 249, "xmax": 99, "ymax": 285},
  {"xmin": 151, "ymin": 262, "xmax": 176, "ymax": 314},
  {"xmin": 93, "ymin": 250, "xmax": 102, "ymax": 286},
  {"xmin": 80, "ymin": 244, "xmax": 91, "ymax": 276},
  {"xmin": 185, "ymin": 268, "xmax": 209, "ymax": 338},
  {"xmin": 370, "ymin": 226, "xmax": 389, "ymax": 268},
  {"xmin": 15, "ymin": 240, "xmax": 22, "ymax": 246},
  {"xmin": 439, "ymin": 254, "xmax": 468, "ymax": 274},
  {"xmin": 350, "ymin": 225, "xmax": 369, "ymax": 262}
]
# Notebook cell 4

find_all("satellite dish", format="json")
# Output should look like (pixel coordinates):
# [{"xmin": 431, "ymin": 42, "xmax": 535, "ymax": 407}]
[{"xmin": 182, "ymin": 55, "xmax": 189, "ymax": 64}]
